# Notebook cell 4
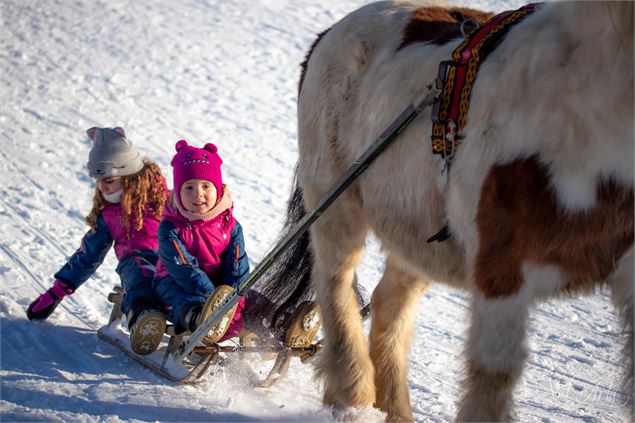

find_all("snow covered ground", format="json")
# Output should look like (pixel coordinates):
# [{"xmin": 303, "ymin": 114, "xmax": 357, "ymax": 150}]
[{"xmin": 0, "ymin": 0, "xmax": 631, "ymax": 422}]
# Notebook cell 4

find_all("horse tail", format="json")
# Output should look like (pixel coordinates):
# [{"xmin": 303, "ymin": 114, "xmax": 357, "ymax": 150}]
[
  {"xmin": 251, "ymin": 170, "xmax": 370, "ymax": 335},
  {"xmin": 251, "ymin": 171, "xmax": 315, "ymax": 333}
]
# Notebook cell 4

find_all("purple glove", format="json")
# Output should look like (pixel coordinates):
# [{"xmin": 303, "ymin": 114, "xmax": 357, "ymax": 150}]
[{"xmin": 26, "ymin": 279, "xmax": 74, "ymax": 321}]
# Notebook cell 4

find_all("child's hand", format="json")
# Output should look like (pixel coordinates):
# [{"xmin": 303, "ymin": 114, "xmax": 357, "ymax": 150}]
[{"xmin": 26, "ymin": 280, "xmax": 74, "ymax": 320}]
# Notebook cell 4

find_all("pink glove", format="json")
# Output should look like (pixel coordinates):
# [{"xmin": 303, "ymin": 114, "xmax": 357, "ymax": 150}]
[{"xmin": 26, "ymin": 279, "xmax": 74, "ymax": 321}]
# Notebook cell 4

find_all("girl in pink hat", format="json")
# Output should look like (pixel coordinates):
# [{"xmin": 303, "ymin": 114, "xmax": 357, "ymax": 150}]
[
  {"xmin": 152, "ymin": 140, "xmax": 250, "ymax": 348},
  {"xmin": 27, "ymin": 127, "xmax": 170, "ymax": 356}
]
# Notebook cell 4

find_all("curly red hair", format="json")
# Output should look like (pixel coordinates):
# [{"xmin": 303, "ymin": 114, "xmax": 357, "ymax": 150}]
[{"xmin": 85, "ymin": 160, "xmax": 167, "ymax": 236}]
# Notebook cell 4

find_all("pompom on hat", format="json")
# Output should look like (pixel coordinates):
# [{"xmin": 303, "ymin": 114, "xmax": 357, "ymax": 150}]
[
  {"xmin": 86, "ymin": 127, "xmax": 144, "ymax": 178},
  {"xmin": 171, "ymin": 140, "xmax": 223, "ymax": 198}
]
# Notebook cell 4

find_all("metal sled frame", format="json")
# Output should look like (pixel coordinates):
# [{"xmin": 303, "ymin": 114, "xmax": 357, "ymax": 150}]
[{"xmin": 98, "ymin": 287, "xmax": 331, "ymax": 385}]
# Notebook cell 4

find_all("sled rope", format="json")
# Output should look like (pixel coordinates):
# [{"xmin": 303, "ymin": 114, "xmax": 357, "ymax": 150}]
[{"xmin": 169, "ymin": 85, "xmax": 441, "ymax": 365}]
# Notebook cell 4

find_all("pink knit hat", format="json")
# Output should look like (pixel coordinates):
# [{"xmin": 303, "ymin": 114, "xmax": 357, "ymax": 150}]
[{"xmin": 171, "ymin": 140, "xmax": 223, "ymax": 198}]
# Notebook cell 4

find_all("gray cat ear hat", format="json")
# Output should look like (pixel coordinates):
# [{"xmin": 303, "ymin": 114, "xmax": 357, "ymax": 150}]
[{"xmin": 86, "ymin": 127, "xmax": 144, "ymax": 178}]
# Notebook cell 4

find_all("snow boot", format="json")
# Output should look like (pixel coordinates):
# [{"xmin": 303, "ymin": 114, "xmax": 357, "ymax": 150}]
[
  {"xmin": 27, "ymin": 279, "xmax": 74, "ymax": 321},
  {"xmin": 198, "ymin": 285, "xmax": 239, "ymax": 343},
  {"xmin": 285, "ymin": 301, "xmax": 321, "ymax": 348},
  {"xmin": 129, "ymin": 310, "xmax": 166, "ymax": 355}
]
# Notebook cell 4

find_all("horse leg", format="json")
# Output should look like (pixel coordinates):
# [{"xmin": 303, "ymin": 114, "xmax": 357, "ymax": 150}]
[
  {"xmin": 608, "ymin": 248, "xmax": 634, "ymax": 416},
  {"xmin": 369, "ymin": 255, "xmax": 430, "ymax": 422},
  {"xmin": 308, "ymin": 191, "xmax": 375, "ymax": 413},
  {"xmin": 456, "ymin": 293, "xmax": 530, "ymax": 421}
]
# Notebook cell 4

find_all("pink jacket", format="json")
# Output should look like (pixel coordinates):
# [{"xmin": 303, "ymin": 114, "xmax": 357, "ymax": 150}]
[
  {"xmin": 154, "ymin": 194, "xmax": 237, "ymax": 281},
  {"xmin": 101, "ymin": 204, "xmax": 161, "ymax": 260}
]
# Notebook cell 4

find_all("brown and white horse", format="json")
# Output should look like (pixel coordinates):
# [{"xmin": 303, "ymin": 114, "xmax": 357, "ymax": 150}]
[{"xmin": 259, "ymin": 1, "xmax": 634, "ymax": 421}]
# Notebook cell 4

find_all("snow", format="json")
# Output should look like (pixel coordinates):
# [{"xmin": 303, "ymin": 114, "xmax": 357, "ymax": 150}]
[{"xmin": 0, "ymin": 0, "xmax": 630, "ymax": 422}]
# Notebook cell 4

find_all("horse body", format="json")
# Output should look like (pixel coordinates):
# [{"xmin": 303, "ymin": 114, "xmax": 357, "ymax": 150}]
[
  {"xmin": 299, "ymin": 1, "xmax": 474, "ymax": 287},
  {"xmin": 291, "ymin": 0, "xmax": 633, "ymax": 420}
]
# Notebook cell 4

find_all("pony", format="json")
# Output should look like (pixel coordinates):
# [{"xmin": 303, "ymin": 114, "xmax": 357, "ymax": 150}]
[{"xmin": 258, "ymin": 1, "xmax": 634, "ymax": 421}]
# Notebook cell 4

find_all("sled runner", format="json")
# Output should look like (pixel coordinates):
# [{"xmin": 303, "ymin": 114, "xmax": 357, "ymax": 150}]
[{"xmin": 98, "ymin": 286, "xmax": 345, "ymax": 385}]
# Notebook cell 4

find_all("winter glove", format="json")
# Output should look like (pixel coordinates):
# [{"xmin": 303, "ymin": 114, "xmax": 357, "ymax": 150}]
[{"xmin": 26, "ymin": 279, "xmax": 74, "ymax": 321}]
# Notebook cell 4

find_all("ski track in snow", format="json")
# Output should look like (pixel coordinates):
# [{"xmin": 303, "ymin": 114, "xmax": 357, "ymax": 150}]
[{"xmin": 0, "ymin": 1, "xmax": 630, "ymax": 422}]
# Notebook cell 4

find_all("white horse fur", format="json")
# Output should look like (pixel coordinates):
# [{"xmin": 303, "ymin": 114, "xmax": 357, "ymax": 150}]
[{"xmin": 286, "ymin": 0, "xmax": 633, "ymax": 421}]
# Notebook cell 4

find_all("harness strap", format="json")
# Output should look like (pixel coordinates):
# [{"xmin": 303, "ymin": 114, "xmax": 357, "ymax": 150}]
[{"xmin": 431, "ymin": 3, "xmax": 539, "ymax": 159}]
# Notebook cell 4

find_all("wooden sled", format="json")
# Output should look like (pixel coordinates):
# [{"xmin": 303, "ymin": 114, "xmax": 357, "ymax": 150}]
[{"xmin": 97, "ymin": 286, "xmax": 332, "ymax": 386}]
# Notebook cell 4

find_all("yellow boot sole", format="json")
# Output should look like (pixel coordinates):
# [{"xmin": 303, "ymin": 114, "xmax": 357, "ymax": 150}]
[
  {"xmin": 199, "ymin": 285, "xmax": 239, "ymax": 343},
  {"xmin": 130, "ymin": 311, "xmax": 166, "ymax": 355},
  {"xmin": 285, "ymin": 302, "xmax": 321, "ymax": 348}
]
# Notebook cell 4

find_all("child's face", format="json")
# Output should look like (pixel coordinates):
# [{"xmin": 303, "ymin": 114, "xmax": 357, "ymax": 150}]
[
  {"xmin": 180, "ymin": 179, "xmax": 217, "ymax": 214},
  {"xmin": 96, "ymin": 176, "xmax": 123, "ymax": 195}
]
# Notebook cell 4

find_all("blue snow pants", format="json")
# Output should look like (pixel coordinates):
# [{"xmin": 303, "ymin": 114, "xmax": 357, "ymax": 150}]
[{"xmin": 116, "ymin": 250, "xmax": 160, "ymax": 321}]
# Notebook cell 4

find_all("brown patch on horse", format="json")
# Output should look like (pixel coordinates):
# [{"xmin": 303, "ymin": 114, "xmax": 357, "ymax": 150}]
[
  {"xmin": 299, "ymin": 28, "xmax": 331, "ymax": 96},
  {"xmin": 475, "ymin": 156, "xmax": 634, "ymax": 298},
  {"xmin": 398, "ymin": 7, "xmax": 493, "ymax": 50}
]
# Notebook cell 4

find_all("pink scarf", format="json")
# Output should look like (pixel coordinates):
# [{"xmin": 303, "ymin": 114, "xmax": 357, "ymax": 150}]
[{"xmin": 173, "ymin": 184, "xmax": 233, "ymax": 222}]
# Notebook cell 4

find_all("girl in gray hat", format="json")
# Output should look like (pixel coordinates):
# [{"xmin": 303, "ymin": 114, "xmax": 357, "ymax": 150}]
[{"xmin": 27, "ymin": 127, "xmax": 170, "ymax": 356}]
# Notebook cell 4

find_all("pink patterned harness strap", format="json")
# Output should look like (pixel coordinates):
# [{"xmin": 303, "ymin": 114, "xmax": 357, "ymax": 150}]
[{"xmin": 431, "ymin": 3, "xmax": 539, "ymax": 159}]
